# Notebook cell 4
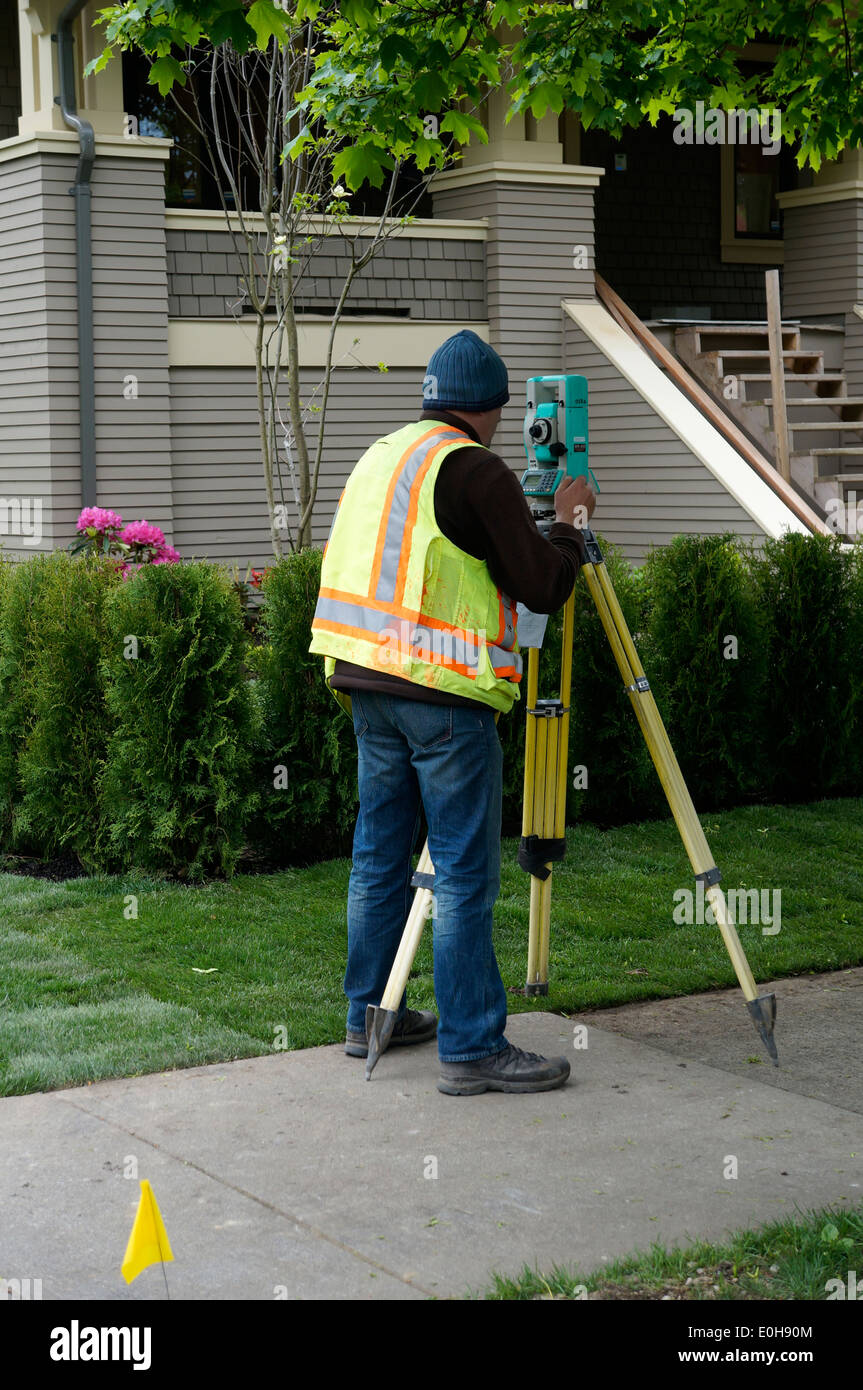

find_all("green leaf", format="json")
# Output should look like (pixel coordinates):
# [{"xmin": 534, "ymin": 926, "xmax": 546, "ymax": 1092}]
[
  {"xmin": 246, "ymin": 0, "xmax": 291, "ymax": 49},
  {"xmin": 331, "ymin": 142, "xmax": 393, "ymax": 191},
  {"xmin": 412, "ymin": 69, "xmax": 449, "ymax": 112},
  {"xmin": 341, "ymin": 0, "xmax": 377, "ymax": 29},
  {"xmin": 284, "ymin": 126, "xmax": 311, "ymax": 160},
  {"xmin": 528, "ymin": 81, "xmax": 564, "ymax": 119},
  {"xmin": 148, "ymin": 55, "xmax": 186, "ymax": 96},
  {"xmin": 209, "ymin": 7, "xmax": 254, "ymax": 49},
  {"xmin": 411, "ymin": 135, "xmax": 442, "ymax": 171},
  {"xmin": 378, "ymin": 33, "xmax": 416, "ymax": 73},
  {"xmin": 438, "ymin": 110, "xmax": 487, "ymax": 145},
  {"xmin": 83, "ymin": 47, "xmax": 113, "ymax": 79}
]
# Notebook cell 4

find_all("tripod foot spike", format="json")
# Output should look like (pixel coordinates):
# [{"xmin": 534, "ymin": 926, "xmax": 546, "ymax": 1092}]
[
  {"xmin": 747, "ymin": 993, "xmax": 779, "ymax": 1067},
  {"xmin": 364, "ymin": 1004, "xmax": 397, "ymax": 1080}
]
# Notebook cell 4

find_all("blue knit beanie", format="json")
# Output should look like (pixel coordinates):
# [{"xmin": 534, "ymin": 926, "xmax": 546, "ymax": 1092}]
[{"xmin": 422, "ymin": 329, "xmax": 509, "ymax": 412}]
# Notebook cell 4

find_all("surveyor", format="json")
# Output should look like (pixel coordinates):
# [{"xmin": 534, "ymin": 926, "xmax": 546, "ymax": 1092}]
[{"xmin": 309, "ymin": 329, "xmax": 596, "ymax": 1094}]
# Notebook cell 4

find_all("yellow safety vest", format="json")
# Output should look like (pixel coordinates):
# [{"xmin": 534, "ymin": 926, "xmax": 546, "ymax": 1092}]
[{"xmin": 309, "ymin": 420, "xmax": 522, "ymax": 713}]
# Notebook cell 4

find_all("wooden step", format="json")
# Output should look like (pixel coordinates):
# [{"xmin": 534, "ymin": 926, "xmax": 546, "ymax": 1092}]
[
  {"xmin": 706, "ymin": 350, "xmax": 823, "ymax": 363},
  {"xmin": 817, "ymin": 473, "xmax": 863, "ymax": 484},
  {"xmin": 682, "ymin": 322, "xmax": 800, "ymax": 332},
  {"xmin": 788, "ymin": 421, "xmax": 863, "ymax": 431},
  {"xmin": 738, "ymin": 373, "xmax": 844, "ymax": 383},
  {"xmin": 760, "ymin": 397, "xmax": 863, "ymax": 407}
]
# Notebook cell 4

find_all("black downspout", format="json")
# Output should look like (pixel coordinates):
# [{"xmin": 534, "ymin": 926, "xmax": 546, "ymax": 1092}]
[{"xmin": 54, "ymin": 1, "xmax": 96, "ymax": 509}]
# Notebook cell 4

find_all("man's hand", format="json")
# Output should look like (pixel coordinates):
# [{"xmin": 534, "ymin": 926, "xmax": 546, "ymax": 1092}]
[{"xmin": 554, "ymin": 474, "xmax": 596, "ymax": 530}]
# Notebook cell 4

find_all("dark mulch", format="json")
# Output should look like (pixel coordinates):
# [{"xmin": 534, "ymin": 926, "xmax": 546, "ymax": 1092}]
[{"xmin": 0, "ymin": 853, "xmax": 89, "ymax": 882}]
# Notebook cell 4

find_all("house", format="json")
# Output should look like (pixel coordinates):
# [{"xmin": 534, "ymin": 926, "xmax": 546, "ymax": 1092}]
[{"xmin": 1, "ymin": 6, "xmax": 852, "ymax": 568}]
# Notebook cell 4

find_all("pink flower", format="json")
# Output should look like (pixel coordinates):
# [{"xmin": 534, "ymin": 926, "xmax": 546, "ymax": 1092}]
[
  {"xmin": 153, "ymin": 543, "xmax": 181, "ymax": 564},
  {"xmin": 119, "ymin": 520, "xmax": 167, "ymax": 548},
  {"xmin": 77, "ymin": 506, "xmax": 124, "ymax": 534}
]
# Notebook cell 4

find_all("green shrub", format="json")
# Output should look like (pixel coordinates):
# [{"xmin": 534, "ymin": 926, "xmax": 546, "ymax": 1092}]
[
  {"xmin": 252, "ymin": 549, "xmax": 358, "ymax": 865},
  {"xmin": 642, "ymin": 533, "xmax": 768, "ymax": 810},
  {"xmin": 13, "ymin": 554, "xmax": 119, "ymax": 864},
  {"xmin": 100, "ymin": 562, "xmax": 259, "ymax": 879},
  {"xmin": 500, "ymin": 537, "xmax": 658, "ymax": 830},
  {"xmin": 753, "ymin": 532, "xmax": 863, "ymax": 800},
  {"xmin": 0, "ymin": 554, "xmax": 67, "ymax": 850},
  {"xmin": 567, "ymin": 538, "xmax": 662, "ymax": 824}
]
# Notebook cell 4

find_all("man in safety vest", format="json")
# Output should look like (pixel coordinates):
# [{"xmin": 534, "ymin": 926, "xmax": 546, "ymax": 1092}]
[{"xmin": 310, "ymin": 329, "xmax": 596, "ymax": 1094}]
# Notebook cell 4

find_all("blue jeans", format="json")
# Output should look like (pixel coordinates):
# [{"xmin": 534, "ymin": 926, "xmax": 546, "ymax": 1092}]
[{"xmin": 345, "ymin": 689, "xmax": 508, "ymax": 1062}]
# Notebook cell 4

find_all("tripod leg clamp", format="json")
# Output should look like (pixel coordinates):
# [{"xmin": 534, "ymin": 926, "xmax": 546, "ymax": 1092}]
[
  {"xmin": 518, "ymin": 835, "xmax": 566, "ymax": 881},
  {"xmin": 410, "ymin": 871, "xmax": 435, "ymax": 891}
]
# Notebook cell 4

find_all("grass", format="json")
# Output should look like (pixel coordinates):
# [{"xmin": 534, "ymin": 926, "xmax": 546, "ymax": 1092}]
[
  {"xmin": 0, "ymin": 797, "xmax": 861, "ymax": 1096},
  {"xmin": 478, "ymin": 1199, "xmax": 863, "ymax": 1300}
]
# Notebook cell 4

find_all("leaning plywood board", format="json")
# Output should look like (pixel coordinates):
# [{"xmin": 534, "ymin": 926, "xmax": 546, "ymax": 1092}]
[{"xmin": 564, "ymin": 300, "xmax": 812, "ymax": 541}]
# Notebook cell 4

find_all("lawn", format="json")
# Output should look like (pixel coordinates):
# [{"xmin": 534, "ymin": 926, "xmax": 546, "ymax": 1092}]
[
  {"xmin": 1, "ymin": 798, "xmax": 861, "ymax": 1096},
  {"xmin": 478, "ymin": 1199, "xmax": 863, "ymax": 1301}
]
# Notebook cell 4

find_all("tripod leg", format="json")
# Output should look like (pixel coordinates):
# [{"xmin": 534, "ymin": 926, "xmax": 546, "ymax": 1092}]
[
  {"xmin": 523, "ymin": 592, "xmax": 575, "ymax": 995},
  {"xmin": 365, "ymin": 839, "xmax": 434, "ymax": 1079},
  {"xmin": 579, "ymin": 548, "xmax": 778, "ymax": 1064}
]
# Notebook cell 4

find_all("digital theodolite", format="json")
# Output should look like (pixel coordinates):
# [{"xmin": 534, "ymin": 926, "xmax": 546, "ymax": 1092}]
[{"xmin": 362, "ymin": 375, "xmax": 779, "ymax": 1077}]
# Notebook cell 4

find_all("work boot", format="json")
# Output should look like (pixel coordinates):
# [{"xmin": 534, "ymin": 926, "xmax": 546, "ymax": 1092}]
[
  {"xmin": 345, "ymin": 1008, "xmax": 437, "ymax": 1057},
  {"xmin": 438, "ymin": 1042, "xmax": 570, "ymax": 1095}
]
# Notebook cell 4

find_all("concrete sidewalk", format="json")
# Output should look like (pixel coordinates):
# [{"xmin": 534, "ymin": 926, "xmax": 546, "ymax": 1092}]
[{"xmin": 3, "ymin": 969, "xmax": 861, "ymax": 1300}]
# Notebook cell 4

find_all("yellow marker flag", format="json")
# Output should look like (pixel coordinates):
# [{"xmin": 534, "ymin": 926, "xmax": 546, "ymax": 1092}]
[{"xmin": 122, "ymin": 1180, "xmax": 174, "ymax": 1285}]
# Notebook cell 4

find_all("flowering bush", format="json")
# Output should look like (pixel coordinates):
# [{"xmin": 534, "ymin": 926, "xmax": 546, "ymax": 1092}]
[{"xmin": 70, "ymin": 508, "xmax": 181, "ymax": 575}]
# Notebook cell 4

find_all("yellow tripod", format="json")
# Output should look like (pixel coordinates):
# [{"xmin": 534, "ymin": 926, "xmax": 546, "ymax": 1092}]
[{"xmin": 520, "ymin": 528, "xmax": 778, "ymax": 1062}]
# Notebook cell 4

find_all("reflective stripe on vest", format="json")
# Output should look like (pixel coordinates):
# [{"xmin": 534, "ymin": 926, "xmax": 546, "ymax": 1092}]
[
  {"xmin": 314, "ymin": 589, "xmax": 522, "ymax": 679},
  {"xmin": 369, "ymin": 426, "xmax": 466, "ymax": 604}
]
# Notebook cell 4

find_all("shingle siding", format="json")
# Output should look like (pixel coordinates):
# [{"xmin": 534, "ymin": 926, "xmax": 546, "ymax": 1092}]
[
  {"xmin": 0, "ymin": 1, "xmax": 20, "ymax": 144},
  {"xmin": 165, "ymin": 229, "xmax": 486, "ymax": 321},
  {"xmin": 581, "ymin": 117, "xmax": 775, "ymax": 321}
]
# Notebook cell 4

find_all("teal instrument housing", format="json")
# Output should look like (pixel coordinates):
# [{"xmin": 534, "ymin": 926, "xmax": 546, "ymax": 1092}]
[{"xmin": 521, "ymin": 374, "xmax": 599, "ymax": 501}]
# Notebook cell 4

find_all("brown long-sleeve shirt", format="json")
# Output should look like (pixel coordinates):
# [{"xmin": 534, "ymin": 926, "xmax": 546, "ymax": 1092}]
[{"xmin": 330, "ymin": 409, "xmax": 586, "ymax": 707}]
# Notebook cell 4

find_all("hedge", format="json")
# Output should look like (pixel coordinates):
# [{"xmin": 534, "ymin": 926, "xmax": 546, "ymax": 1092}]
[
  {"xmin": 0, "ymin": 531, "xmax": 861, "ymax": 878},
  {"xmin": 251, "ymin": 547, "xmax": 358, "ymax": 865},
  {"xmin": 99, "ymin": 561, "xmax": 259, "ymax": 880}
]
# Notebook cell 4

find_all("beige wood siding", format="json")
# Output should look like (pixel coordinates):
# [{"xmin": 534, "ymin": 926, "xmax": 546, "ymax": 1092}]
[
  {"xmin": 0, "ymin": 149, "xmax": 173, "ymax": 556},
  {"xmin": 0, "ymin": 152, "xmax": 70, "ymax": 555},
  {"xmin": 88, "ymin": 154, "xmax": 173, "ymax": 541},
  {"xmin": 843, "ymin": 309, "xmax": 863, "ymax": 400},
  {"xmin": 169, "ymin": 365, "xmax": 429, "ymax": 563},
  {"xmin": 781, "ymin": 200, "xmax": 863, "ymax": 319},
  {"xmin": 432, "ymin": 182, "xmax": 595, "ymax": 469}
]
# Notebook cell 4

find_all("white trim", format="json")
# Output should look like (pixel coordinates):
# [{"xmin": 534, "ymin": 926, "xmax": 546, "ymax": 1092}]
[
  {"xmin": 562, "ymin": 299, "xmax": 809, "ymax": 540},
  {"xmin": 168, "ymin": 316, "xmax": 489, "ymax": 369},
  {"xmin": 778, "ymin": 181, "xmax": 863, "ymax": 209},
  {"xmin": 430, "ymin": 160, "xmax": 604, "ymax": 191},
  {"xmin": 165, "ymin": 208, "xmax": 488, "ymax": 239},
  {"xmin": 0, "ymin": 131, "xmax": 172, "ymax": 164}
]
